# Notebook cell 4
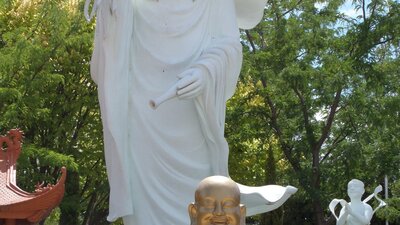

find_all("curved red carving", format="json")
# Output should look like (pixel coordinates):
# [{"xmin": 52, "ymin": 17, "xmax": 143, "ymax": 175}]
[{"xmin": 0, "ymin": 129, "xmax": 66, "ymax": 225}]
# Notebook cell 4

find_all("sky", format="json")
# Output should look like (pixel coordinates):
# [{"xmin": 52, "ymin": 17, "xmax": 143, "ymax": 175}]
[
  {"xmin": 339, "ymin": 0, "xmax": 362, "ymax": 18},
  {"xmin": 316, "ymin": 0, "xmax": 372, "ymax": 19}
]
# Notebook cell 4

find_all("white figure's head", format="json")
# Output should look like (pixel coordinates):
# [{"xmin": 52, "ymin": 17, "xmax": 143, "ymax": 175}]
[
  {"xmin": 189, "ymin": 176, "xmax": 246, "ymax": 225},
  {"xmin": 347, "ymin": 179, "xmax": 365, "ymax": 200}
]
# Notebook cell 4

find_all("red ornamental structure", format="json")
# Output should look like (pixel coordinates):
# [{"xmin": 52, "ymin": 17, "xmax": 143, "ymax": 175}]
[{"xmin": 0, "ymin": 129, "xmax": 66, "ymax": 225}]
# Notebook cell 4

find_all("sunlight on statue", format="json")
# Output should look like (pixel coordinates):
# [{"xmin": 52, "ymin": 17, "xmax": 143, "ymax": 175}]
[
  {"xmin": 189, "ymin": 176, "xmax": 246, "ymax": 225},
  {"xmin": 329, "ymin": 179, "xmax": 386, "ymax": 225}
]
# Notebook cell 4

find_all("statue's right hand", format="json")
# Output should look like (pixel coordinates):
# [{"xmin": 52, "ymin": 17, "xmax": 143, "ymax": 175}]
[{"xmin": 176, "ymin": 68, "xmax": 206, "ymax": 100}]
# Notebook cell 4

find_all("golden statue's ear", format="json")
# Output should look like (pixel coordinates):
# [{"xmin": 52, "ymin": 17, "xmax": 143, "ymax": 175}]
[
  {"xmin": 188, "ymin": 203, "xmax": 197, "ymax": 225},
  {"xmin": 240, "ymin": 204, "xmax": 246, "ymax": 225}
]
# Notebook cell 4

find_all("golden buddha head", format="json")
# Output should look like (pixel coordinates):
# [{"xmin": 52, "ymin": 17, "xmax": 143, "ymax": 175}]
[{"xmin": 188, "ymin": 176, "xmax": 246, "ymax": 225}]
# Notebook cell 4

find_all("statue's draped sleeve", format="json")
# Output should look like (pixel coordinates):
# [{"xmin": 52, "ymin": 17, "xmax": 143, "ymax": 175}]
[
  {"xmin": 192, "ymin": 0, "xmax": 267, "ymax": 175},
  {"xmin": 193, "ymin": 0, "xmax": 242, "ymax": 177},
  {"xmin": 90, "ymin": 0, "xmax": 135, "ymax": 221}
]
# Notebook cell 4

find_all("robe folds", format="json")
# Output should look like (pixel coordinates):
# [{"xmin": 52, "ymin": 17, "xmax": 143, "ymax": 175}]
[{"xmin": 89, "ymin": 0, "xmax": 296, "ymax": 224}]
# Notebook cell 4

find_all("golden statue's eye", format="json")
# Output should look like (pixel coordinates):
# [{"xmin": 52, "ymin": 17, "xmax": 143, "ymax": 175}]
[
  {"xmin": 222, "ymin": 198, "xmax": 239, "ymax": 209},
  {"xmin": 200, "ymin": 199, "xmax": 216, "ymax": 209},
  {"xmin": 223, "ymin": 200, "xmax": 237, "ymax": 208}
]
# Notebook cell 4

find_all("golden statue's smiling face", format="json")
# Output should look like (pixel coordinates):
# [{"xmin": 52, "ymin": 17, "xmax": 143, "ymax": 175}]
[{"xmin": 189, "ymin": 176, "xmax": 246, "ymax": 225}]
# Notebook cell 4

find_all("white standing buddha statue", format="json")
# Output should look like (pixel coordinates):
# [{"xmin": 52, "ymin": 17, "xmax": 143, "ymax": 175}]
[{"xmin": 85, "ymin": 0, "xmax": 297, "ymax": 224}]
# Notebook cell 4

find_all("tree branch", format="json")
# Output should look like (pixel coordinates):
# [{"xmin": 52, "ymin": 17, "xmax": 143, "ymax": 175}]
[
  {"xmin": 245, "ymin": 30, "xmax": 257, "ymax": 54},
  {"xmin": 320, "ymin": 131, "xmax": 348, "ymax": 164},
  {"xmin": 293, "ymin": 87, "xmax": 317, "ymax": 148},
  {"xmin": 362, "ymin": 0, "xmax": 367, "ymax": 22},
  {"xmin": 281, "ymin": 0, "xmax": 303, "ymax": 18},
  {"xmin": 264, "ymin": 93, "xmax": 302, "ymax": 173},
  {"xmin": 316, "ymin": 88, "xmax": 342, "ymax": 151}
]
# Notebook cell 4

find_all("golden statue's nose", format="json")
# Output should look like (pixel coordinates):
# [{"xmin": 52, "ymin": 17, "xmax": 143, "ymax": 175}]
[{"xmin": 213, "ymin": 203, "xmax": 225, "ymax": 215}]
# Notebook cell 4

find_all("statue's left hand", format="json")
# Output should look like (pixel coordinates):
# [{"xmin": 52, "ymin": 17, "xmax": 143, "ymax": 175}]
[{"xmin": 176, "ymin": 67, "xmax": 206, "ymax": 99}]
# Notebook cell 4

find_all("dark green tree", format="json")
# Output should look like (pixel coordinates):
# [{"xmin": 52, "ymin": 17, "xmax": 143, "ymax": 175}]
[
  {"xmin": 227, "ymin": 0, "xmax": 400, "ymax": 224},
  {"xmin": 0, "ymin": 1, "xmax": 111, "ymax": 224}
]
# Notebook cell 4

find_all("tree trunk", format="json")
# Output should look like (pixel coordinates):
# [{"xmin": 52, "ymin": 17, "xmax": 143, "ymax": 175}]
[
  {"xmin": 59, "ymin": 171, "xmax": 80, "ymax": 225},
  {"xmin": 262, "ymin": 209, "xmax": 283, "ymax": 225},
  {"xmin": 81, "ymin": 191, "xmax": 97, "ymax": 225},
  {"xmin": 311, "ymin": 158, "xmax": 326, "ymax": 225},
  {"xmin": 260, "ymin": 145, "xmax": 283, "ymax": 225},
  {"xmin": 313, "ymin": 200, "xmax": 326, "ymax": 225}
]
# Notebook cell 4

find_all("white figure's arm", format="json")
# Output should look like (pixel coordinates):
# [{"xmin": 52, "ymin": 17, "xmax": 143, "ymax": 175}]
[
  {"xmin": 149, "ymin": 66, "xmax": 208, "ymax": 109},
  {"xmin": 336, "ymin": 205, "xmax": 349, "ymax": 225},
  {"xmin": 175, "ymin": 0, "xmax": 242, "ymax": 101},
  {"xmin": 364, "ymin": 185, "xmax": 387, "ymax": 215}
]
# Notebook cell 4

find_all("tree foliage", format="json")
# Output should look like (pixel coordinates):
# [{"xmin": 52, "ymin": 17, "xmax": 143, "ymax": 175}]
[
  {"xmin": 0, "ymin": 0, "xmax": 399, "ymax": 225},
  {"xmin": 377, "ymin": 180, "xmax": 400, "ymax": 223},
  {"xmin": 0, "ymin": 0, "xmax": 112, "ymax": 224},
  {"xmin": 227, "ymin": 0, "xmax": 400, "ymax": 224}
]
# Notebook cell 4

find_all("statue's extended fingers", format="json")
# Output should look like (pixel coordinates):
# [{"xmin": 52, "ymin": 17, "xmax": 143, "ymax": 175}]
[
  {"xmin": 177, "ymin": 81, "xmax": 201, "ymax": 96},
  {"xmin": 178, "ymin": 85, "xmax": 202, "ymax": 99},
  {"xmin": 177, "ymin": 76, "xmax": 195, "ymax": 89}
]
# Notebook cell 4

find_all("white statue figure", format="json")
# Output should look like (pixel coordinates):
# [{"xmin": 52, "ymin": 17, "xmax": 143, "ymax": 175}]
[
  {"xmin": 85, "ymin": 0, "xmax": 297, "ymax": 224},
  {"xmin": 329, "ymin": 179, "xmax": 387, "ymax": 225}
]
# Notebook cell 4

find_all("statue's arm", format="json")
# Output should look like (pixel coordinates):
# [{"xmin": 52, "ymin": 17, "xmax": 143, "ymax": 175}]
[
  {"xmin": 176, "ymin": 0, "xmax": 242, "ymax": 100},
  {"xmin": 364, "ymin": 206, "xmax": 373, "ymax": 224},
  {"xmin": 336, "ymin": 206, "xmax": 348, "ymax": 225}
]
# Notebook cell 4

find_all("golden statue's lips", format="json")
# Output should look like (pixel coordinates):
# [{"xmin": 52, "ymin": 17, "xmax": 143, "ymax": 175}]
[
  {"xmin": 211, "ymin": 222, "xmax": 227, "ymax": 225},
  {"xmin": 210, "ymin": 216, "xmax": 228, "ymax": 225}
]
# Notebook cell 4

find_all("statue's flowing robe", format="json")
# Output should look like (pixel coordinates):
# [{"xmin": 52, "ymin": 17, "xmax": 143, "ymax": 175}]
[{"xmin": 90, "ymin": 0, "xmax": 295, "ymax": 224}]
